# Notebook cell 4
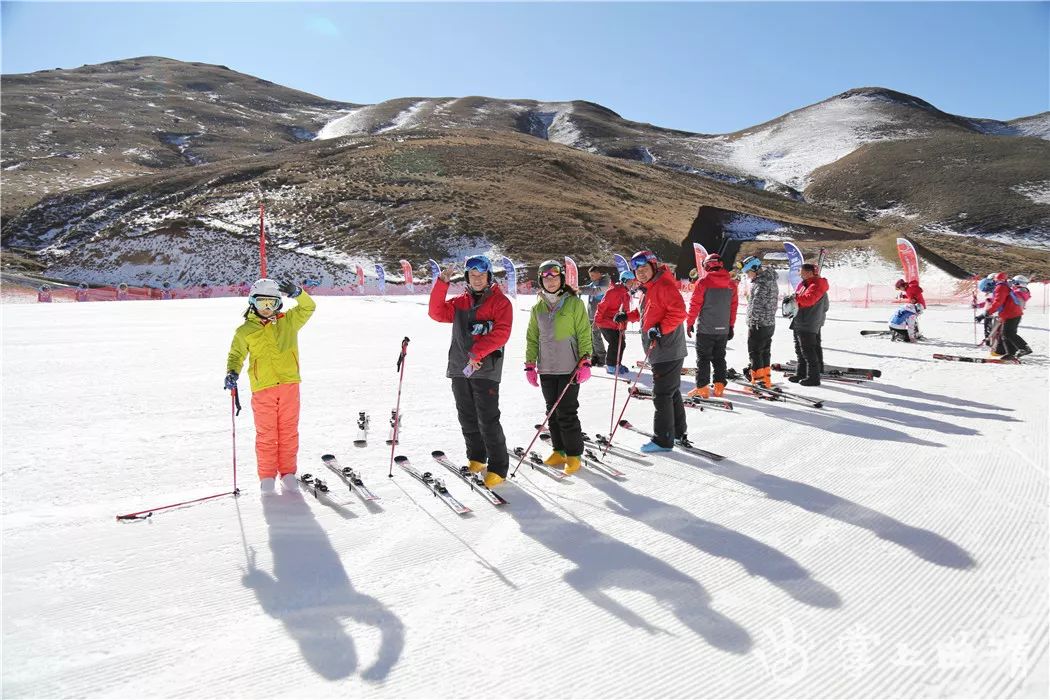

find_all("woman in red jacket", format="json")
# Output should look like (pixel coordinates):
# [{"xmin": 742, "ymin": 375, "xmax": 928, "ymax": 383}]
[{"xmin": 429, "ymin": 255, "xmax": 513, "ymax": 487}]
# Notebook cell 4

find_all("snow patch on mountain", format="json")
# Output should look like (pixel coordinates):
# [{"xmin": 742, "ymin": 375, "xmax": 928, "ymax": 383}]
[
  {"xmin": 1013, "ymin": 181, "xmax": 1050, "ymax": 206},
  {"xmin": 720, "ymin": 94, "xmax": 924, "ymax": 190}
]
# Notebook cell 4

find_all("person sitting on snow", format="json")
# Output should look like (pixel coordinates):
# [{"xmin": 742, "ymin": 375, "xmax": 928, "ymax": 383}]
[{"xmin": 889, "ymin": 304, "xmax": 921, "ymax": 342}]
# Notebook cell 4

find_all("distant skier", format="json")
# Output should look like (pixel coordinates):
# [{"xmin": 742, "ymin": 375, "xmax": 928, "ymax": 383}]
[
  {"xmin": 788, "ymin": 263, "xmax": 829, "ymax": 386},
  {"xmin": 976, "ymin": 273, "xmax": 1031, "ymax": 360},
  {"xmin": 614, "ymin": 250, "xmax": 689, "ymax": 453},
  {"xmin": 115, "ymin": 283, "xmax": 129, "ymax": 301},
  {"xmin": 578, "ymin": 266, "xmax": 611, "ymax": 367},
  {"xmin": 160, "ymin": 282, "xmax": 173, "ymax": 301},
  {"xmin": 37, "ymin": 285, "xmax": 53, "ymax": 303},
  {"xmin": 685, "ymin": 253, "xmax": 738, "ymax": 399},
  {"xmin": 225, "ymin": 279, "xmax": 316, "ymax": 494},
  {"xmin": 738, "ymin": 256, "xmax": 778, "ymax": 388},
  {"xmin": 525, "ymin": 260, "xmax": 593, "ymax": 475},
  {"xmin": 429, "ymin": 255, "xmax": 512, "ymax": 488},
  {"xmin": 594, "ymin": 270, "xmax": 638, "ymax": 375},
  {"xmin": 975, "ymin": 274, "xmax": 1005, "ymax": 354},
  {"xmin": 75, "ymin": 283, "xmax": 89, "ymax": 302}
]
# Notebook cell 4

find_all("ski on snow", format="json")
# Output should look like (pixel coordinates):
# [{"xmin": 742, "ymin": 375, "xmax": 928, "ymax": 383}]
[
  {"xmin": 629, "ymin": 385, "xmax": 734, "ymax": 412},
  {"xmin": 536, "ymin": 433, "xmax": 626, "ymax": 478},
  {"xmin": 386, "ymin": 409, "xmax": 402, "ymax": 445},
  {"xmin": 353, "ymin": 411, "xmax": 369, "ymax": 447},
  {"xmin": 299, "ymin": 473, "xmax": 334, "ymax": 501},
  {"xmin": 617, "ymin": 419, "xmax": 725, "ymax": 462},
  {"xmin": 932, "ymin": 353, "xmax": 1021, "ymax": 365},
  {"xmin": 321, "ymin": 454, "xmax": 380, "ymax": 501},
  {"xmin": 729, "ymin": 379, "xmax": 824, "ymax": 408},
  {"xmin": 587, "ymin": 432, "xmax": 652, "ymax": 464},
  {"xmin": 772, "ymin": 365, "xmax": 877, "ymax": 379},
  {"xmin": 509, "ymin": 447, "xmax": 570, "ymax": 481},
  {"xmin": 394, "ymin": 455, "xmax": 471, "ymax": 514},
  {"xmin": 431, "ymin": 451, "xmax": 508, "ymax": 506}
]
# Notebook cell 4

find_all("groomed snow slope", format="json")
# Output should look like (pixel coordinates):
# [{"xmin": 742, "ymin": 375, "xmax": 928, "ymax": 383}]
[{"xmin": 2, "ymin": 296, "xmax": 1047, "ymax": 698}]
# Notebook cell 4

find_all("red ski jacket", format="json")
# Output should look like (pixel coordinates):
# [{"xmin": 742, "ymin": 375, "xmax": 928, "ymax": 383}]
[
  {"xmin": 986, "ymin": 282, "xmax": 1024, "ymax": 320},
  {"xmin": 686, "ymin": 268, "xmax": 739, "ymax": 333},
  {"xmin": 902, "ymin": 280, "xmax": 926, "ymax": 308},
  {"xmin": 429, "ymin": 279, "xmax": 513, "ymax": 361},
  {"xmin": 625, "ymin": 265, "xmax": 687, "ymax": 334},
  {"xmin": 594, "ymin": 283, "xmax": 632, "ymax": 330}
]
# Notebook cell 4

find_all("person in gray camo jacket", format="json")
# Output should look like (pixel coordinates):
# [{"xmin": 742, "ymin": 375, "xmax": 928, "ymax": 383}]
[{"xmin": 739, "ymin": 255, "xmax": 778, "ymax": 387}]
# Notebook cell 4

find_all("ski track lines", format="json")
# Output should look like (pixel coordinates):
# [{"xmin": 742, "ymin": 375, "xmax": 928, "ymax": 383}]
[{"xmin": 1, "ymin": 299, "xmax": 1047, "ymax": 698}]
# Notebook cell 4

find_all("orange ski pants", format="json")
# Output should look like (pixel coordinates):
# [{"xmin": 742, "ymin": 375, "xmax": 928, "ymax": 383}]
[{"xmin": 251, "ymin": 383, "xmax": 301, "ymax": 479}]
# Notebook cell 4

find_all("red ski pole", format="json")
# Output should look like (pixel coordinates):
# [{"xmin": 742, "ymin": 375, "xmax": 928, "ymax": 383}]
[
  {"xmin": 387, "ymin": 337, "xmax": 410, "ymax": 478},
  {"xmin": 231, "ymin": 388, "xmax": 240, "ymax": 493},
  {"xmin": 511, "ymin": 365, "xmax": 582, "ymax": 478},
  {"xmin": 609, "ymin": 323, "xmax": 626, "ymax": 436},
  {"xmin": 602, "ymin": 340, "xmax": 656, "ymax": 458}
]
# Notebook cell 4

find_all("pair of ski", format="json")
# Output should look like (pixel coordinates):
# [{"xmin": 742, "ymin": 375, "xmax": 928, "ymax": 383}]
[
  {"xmin": 726, "ymin": 378, "xmax": 824, "ymax": 409},
  {"xmin": 614, "ymin": 418, "xmax": 726, "ymax": 462},
  {"xmin": 770, "ymin": 361, "xmax": 880, "ymax": 381},
  {"xmin": 628, "ymin": 384, "xmax": 734, "ymax": 412},
  {"xmin": 351, "ymin": 410, "xmax": 402, "ymax": 447},
  {"xmin": 531, "ymin": 429, "xmax": 627, "ymax": 478},
  {"xmin": 394, "ymin": 452, "xmax": 509, "ymax": 515}
]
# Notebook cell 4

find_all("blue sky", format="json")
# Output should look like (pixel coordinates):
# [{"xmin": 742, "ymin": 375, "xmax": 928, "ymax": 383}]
[{"xmin": 2, "ymin": 1, "xmax": 1047, "ymax": 133}]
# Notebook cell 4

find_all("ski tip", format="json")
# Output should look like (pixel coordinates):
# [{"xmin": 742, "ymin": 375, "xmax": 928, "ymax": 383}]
[
  {"xmin": 393, "ymin": 455, "xmax": 409, "ymax": 464},
  {"xmin": 431, "ymin": 450, "xmax": 445, "ymax": 457},
  {"xmin": 353, "ymin": 441, "xmax": 366, "ymax": 447},
  {"xmin": 618, "ymin": 419, "xmax": 631, "ymax": 427},
  {"xmin": 321, "ymin": 453, "xmax": 335, "ymax": 460}
]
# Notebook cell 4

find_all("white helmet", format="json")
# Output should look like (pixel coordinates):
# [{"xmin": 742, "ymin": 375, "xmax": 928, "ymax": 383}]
[
  {"xmin": 249, "ymin": 278, "xmax": 281, "ymax": 297},
  {"xmin": 249, "ymin": 278, "xmax": 283, "ymax": 313},
  {"xmin": 1011, "ymin": 275, "xmax": 1030, "ymax": 286}
]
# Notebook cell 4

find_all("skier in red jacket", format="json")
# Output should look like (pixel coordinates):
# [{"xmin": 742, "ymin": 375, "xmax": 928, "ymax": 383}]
[
  {"xmin": 594, "ymin": 269, "xmax": 638, "ymax": 375},
  {"xmin": 685, "ymin": 253, "xmax": 739, "ymax": 398},
  {"xmin": 429, "ymin": 255, "xmax": 513, "ymax": 487},
  {"xmin": 976, "ymin": 273, "xmax": 1030, "ymax": 360}
]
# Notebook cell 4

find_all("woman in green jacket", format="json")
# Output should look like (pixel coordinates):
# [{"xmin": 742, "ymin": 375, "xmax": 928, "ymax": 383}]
[
  {"xmin": 225, "ymin": 278, "xmax": 316, "ymax": 493},
  {"xmin": 525, "ymin": 260, "xmax": 593, "ymax": 474}
]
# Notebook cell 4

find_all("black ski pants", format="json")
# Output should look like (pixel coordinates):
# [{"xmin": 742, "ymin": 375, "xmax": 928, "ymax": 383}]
[
  {"xmin": 600, "ymin": 328, "xmax": 627, "ymax": 368},
  {"xmin": 540, "ymin": 373, "xmax": 583, "ymax": 457},
  {"xmin": 793, "ymin": 331, "xmax": 823, "ymax": 380},
  {"xmin": 650, "ymin": 358, "xmax": 688, "ymax": 448},
  {"xmin": 1002, "ymin": 316, "xmax": 1027, "ymax": 356},
  {"xmin": 451, "ymin": 377, "xmax": 509, "ymax": 477},
  {"xmin": 747, "ymin": 324, "xmax": 775, "ymax": 370},
  {"xmin": 694, "ymin": 333, "xmax": 728, "ymax": 386}
]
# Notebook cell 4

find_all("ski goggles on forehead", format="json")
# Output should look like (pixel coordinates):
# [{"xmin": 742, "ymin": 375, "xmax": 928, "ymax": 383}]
[
  {"xmin": 252, "ymin": 296, "xmax": 281, "ymax": 311},
  {"xmin": 464, "ymin": 256, "xmax": 491, "ymax": 273},
  {"xmin": 539, "ymin": 265, "xmax": 563, "ymax": 278}
]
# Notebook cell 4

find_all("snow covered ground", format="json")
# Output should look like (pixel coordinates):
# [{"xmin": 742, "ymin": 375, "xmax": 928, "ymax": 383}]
[{"xmin": 2, "ymin": 295, "xmax": 1048, "ymax": 698}]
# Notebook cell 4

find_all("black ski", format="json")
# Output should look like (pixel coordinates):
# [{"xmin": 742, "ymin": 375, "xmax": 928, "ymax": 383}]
[
  {"xmin": 860, "ymin": 330, "xmax": 893, "ymax": 336},
  {"xmin": 732, "ymin": 379, "xmax": 824, "ymax": 408},
  {"xmin": 394, "ymin": 455, "xmax": 471, "ymax": 514},
  {"xmin": 771, "ymin": 362, "xmax": 879, "ymax": 380},
  {"xmin": 617, "ymin": 419, "xmax": 725, "ymax": 461},
  {"xmin": 321, "ymin": 454, "xmax": 379, "ymax": 501},
  {"xmin": 630, "ymin": 385, "xmax": 734, "ymax": 411},
  {"xmin": 353, "ymin": 411, "xmax": 369, "ymax": 447},
  {"xmin": 431, "ymin": 451, "xmax": 508, "ymax": 506}
]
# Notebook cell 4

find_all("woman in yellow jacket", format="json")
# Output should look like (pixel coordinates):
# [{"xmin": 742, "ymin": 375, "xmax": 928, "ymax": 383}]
[{"xmin": 225, "ymin": 278, "xmax": 316, "ymax": 493}]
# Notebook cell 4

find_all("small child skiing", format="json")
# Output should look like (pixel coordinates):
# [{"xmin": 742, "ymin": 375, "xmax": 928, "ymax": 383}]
[
  {"xmin": 525, "ymin": 260, "xmax": 593, "ymax": 474},
  {"xmin": 225, "ymin": 278, "xmax": 316, "ymax": 493},
  {"xmin": 976, "ymin": 273, "xmax": 1029, "ymax": 361}
]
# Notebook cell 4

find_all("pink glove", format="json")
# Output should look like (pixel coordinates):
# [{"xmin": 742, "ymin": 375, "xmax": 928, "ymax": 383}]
[
  {"xmin": 576, "ymin": 360, "xmax": 591, "ymax": 384},
  {"xmin": 525, "ymin": 363, "xmax": 539, "ymax": 387}
]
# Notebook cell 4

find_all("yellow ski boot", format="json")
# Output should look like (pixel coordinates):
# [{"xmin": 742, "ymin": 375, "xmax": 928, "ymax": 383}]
[
  {"xmin": 564, "ymin": 456, "xmax": 582, "ymax": 475},
  {"xmin": 467, "ymin": 460, "xmax": 486, "ymax": 474},
  {"xmin": 483, "ymin": 472, "xmax": 505, "ymax": 489},
  {"xmin": 544, "ymin": 450, "xmax": 567, "ymax": 467}
]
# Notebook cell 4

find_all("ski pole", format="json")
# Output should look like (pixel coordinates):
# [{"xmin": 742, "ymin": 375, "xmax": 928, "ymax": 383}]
[
  {"xmin": 388, "ymin": 337, "xmax": 410, "ymax": 478},
  {"xmin": 610, "ymin": 320, "xmax": 626, "ymax": 436},
  {"xmin": 602, "ymin": 340, "xmax": 656, "ymax": 458},
  {"xmin": 231, "ymin": 388, "xmax": 240, "ymax": 494},
  {"xmin": 511, "ymin": 365, "xmax": 581, "ymax": 478}
]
